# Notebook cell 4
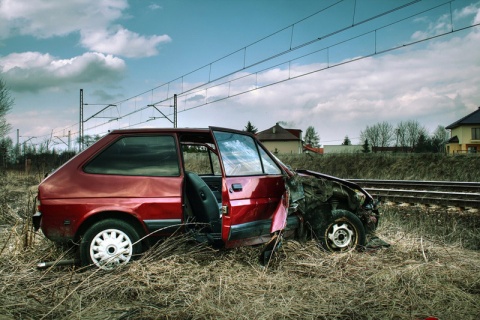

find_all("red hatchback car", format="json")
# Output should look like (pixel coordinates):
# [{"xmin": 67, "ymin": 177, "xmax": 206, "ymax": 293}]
[{"xmin": 34, "ymin": 127, "xmax": 380, "ymax": 269}]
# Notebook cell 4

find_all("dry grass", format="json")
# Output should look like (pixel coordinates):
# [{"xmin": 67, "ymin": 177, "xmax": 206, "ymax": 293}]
[
  {"xmin": 0, "ymin": 206, "xmax": 479, "ymax": 319},
  {"xmin": 0, "ymin": 169, "xmax": 479, "ymax": 319}
]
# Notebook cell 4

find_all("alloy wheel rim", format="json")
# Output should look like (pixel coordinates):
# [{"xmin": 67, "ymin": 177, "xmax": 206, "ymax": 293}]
[{"xmin": 327, "ymin": 222, "xmax": 355, "ymax": 249}]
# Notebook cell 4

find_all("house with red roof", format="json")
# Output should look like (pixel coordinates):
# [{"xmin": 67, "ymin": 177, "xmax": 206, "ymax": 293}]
[{"xmin": 446, "ymin": 107, "xmax": 480, "ymax": 154}]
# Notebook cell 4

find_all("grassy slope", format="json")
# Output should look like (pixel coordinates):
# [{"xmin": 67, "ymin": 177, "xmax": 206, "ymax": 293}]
[{"xmin": 278, "ymin": 153, "xmax": 480, "ymax": 181}]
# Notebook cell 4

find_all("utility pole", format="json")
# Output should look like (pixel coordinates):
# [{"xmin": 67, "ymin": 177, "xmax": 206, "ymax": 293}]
[
  {"xmin": 174, "ymin": 94, "xmax": 177, "ymax": 128},
  {"xmin": 79, "ymin": 89, "xmax": 84, "ymax": 152},
  {"xmin": 16, "ymin": 129, "xmax": 19, "ymax": 160}
]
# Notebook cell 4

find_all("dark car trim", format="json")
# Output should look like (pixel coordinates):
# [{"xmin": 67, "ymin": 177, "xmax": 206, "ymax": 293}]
[
  {"xmin": 144, "ymin": 219, "xmax": 183, "ymax": 233},
  {"xmin": 229, "ymin": 215, "xmax": 300, "ymax": 240}
]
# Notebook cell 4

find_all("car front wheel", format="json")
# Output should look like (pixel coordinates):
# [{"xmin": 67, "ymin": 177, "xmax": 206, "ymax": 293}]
[
  {"xmin": 318, "ymin": 210, "xmax": 366, "ymax": 251},
  {"xmin": 80, "ymin": 219, "xmax": 142, "ymax": 270}
]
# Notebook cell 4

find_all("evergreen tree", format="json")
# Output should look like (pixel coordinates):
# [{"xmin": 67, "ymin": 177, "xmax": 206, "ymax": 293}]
[
  {"xmin": 362, "ymin": 139, "xmax": 370, "ymax": 153},
  {"xmin": 304, "ymin": 126, "xmax": 320, "ymax": 147},
  {"xmin": 342, "ymin": 135, "xmax": 351, "ymax": 145},
  {"xmin": 415, "ymin": 132, "xmax": 434, "ymax": 153},
  {"xmin": 244, "ymin": 121, "xmax": 258, "ymax": 134}
]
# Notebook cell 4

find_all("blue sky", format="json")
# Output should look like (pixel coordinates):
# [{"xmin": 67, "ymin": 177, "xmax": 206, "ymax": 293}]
[{"xmin": 1, "ymin": 0, "xmax": 479, "ymax": 150}]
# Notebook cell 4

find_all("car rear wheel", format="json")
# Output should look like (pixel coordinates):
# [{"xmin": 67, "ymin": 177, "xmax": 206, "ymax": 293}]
[
  {"xmin": 80, "ymin": 219, "xmax": 142, "ymax": 270},
  {"xmin": 318, "ymin": 210, "xmax": 365, "ymax": 251}
]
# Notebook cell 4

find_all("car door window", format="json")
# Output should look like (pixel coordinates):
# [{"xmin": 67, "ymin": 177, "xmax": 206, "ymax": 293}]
[
  {"xmin": 84, "ymin": 135, "xmax": 180, "ymax": 176},
  {"xmin": 213, "ymin": 131, "xmax": 281, "ymax": 176},
  {"xmin": 182, "ymin": 144, "xmax": 221, "ymax": 175},
  {"xmin": 258, "ymin": 146, "xmax": 282, "ymax": 175}
]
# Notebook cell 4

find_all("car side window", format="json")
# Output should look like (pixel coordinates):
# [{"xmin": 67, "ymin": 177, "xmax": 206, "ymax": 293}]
[
  {"xmin": 182, "ymin": 145, "xmax": 221, "ymax": 176},
  {"xmin": 258, "ymin": 146, "xmax": 282, "ymax": 175},
  {"xmin": 213, "ymin": 131, "xmax": 281, "ymax": 176},
  {"xmin": 84, "ymin": 135, "xmax": 180, "ymax": 176}
]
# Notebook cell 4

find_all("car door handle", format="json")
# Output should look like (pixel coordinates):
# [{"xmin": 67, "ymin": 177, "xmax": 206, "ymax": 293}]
[{"xmin": 231, "ymin": 183, "xmax": 243, "ymax": 192}]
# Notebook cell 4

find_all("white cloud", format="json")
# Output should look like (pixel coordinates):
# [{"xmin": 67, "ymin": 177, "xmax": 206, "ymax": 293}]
[
  {"xmin": 0, "ymin": 0, "xmax": 170, "ymax": 58},
  {"xmin": 148, "ymin": 4, "xmax": 161, "ymax": 10},
  {"xmin": 0, "ymin": 0, "xmax": 126, "ymax": 38},
  {"xmin": 81, "ymin": 27, "xmax": 171, "ymax": 58},
  {"xmin": 0, "ymin": 52, "xmax": 126, "ymax": 92},
  {"xmin": 455, "ymin": 2, "xmax": 480, "ymax": 21}
]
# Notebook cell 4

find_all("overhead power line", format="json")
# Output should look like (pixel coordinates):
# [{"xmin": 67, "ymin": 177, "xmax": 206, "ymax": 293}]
[{"xmin": 25, "ymin": 0, "xmax": 479, "ymax": 149}]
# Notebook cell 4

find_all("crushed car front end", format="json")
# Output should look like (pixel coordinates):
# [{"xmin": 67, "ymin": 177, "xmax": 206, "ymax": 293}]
[{"xmin": 281, "ymin": 168, "xmax": 382, "ymax": 251}]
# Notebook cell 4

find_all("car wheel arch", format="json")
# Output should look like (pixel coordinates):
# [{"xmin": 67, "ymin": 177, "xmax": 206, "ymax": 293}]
[{"xmin": 74, "ymin": 211, "xmax": 147, "ymax": 245}]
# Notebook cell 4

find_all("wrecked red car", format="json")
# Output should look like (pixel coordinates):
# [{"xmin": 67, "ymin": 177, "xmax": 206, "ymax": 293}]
[{"xmin": 33, "ymin": 127, "xmax": 381, "ymax": 269}]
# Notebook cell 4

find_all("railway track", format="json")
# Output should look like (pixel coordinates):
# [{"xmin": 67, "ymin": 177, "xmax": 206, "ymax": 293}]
[{"xmin": 349, "ymin": 179, "xmax": 480, "ymax": 208}]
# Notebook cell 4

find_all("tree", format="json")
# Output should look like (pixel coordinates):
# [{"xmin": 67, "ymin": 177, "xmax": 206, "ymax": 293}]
[
  {"xmin": 0, "ymin": 79, "xmax": 14, "ymax": 138},
  {"xmin": 360, "ymin": 121, "xmax": 394, "ymax": 151},
  {"xmin": 83, "ymin": 134, "xmax": 102, "ymax": 148},
  {"xmin": 395, "ymin": 120, "xmax": 427, "ymax": 151},
  {"xmin": 431, "ymin": 125, "xmax": 449, "ymax": 153},
  {"xmin": 304, "ymin": 126, "xmax": 320, "ymax": 147},
  {"xmin": 0, "ymin": 137, "xmax": 13, "ymax": 167},
  {"xmin": 342, "ymin": 135, "xmax": 351, "ymax": 145},
  {"xmin": 415, "ymin": 132, "xmax": 433, "ymax": 153},
  {"xmin": 362, "ymin": 139, "xmax": 370, "ymax": 153},
  {"xmin": 244, "ymin": 121, "xmax": 258, "ymax": 134}
]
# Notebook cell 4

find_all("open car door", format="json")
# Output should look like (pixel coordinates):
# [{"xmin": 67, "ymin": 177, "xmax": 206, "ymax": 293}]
[{"xmin": 211, "ymin": 128, "xmax": 287, "ymax": 248}]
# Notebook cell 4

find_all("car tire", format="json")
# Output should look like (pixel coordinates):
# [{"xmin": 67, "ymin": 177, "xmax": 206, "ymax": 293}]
[
  {"xmin": 317, "ymin": 210, "xmax": 366, "ymax": 251},
  {"xmin": 80, "ymin": 219, "xmax": 143, "ymax": 270}
]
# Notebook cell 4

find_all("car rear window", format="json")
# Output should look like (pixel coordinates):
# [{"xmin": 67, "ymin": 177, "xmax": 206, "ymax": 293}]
[{"xmin": 84, "ymin": 135, "xmax": 180, "ymax": 176}]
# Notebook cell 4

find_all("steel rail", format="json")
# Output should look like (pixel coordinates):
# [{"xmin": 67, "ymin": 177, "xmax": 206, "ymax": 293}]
[
  {"xmin": 349, "ymin": 179, "xmax": 480, "ymax": 193},
  {"xmin": 348, "ymin": 179, "xmax": 480, "ymax": 208}
]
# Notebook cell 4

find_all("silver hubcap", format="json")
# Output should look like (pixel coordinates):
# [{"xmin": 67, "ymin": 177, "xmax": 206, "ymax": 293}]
[
  {"xmin": 327, "ymin": 222, "xmax": 355, "ymax": 249},
  {"xmin": 90, "ymin": 229, "xmax": 133, "ymax": 270}
]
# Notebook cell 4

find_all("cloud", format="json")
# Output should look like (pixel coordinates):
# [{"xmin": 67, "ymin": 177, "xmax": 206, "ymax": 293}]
[
  {"xmin": 0, "ymin": 0, "xmax": 170, "ymax": 58},
  {"xmin": 0, "ymin": 52, "xmax": 126, "ymax": 92},
  {"xmin": 0, "ymin": 0, "xmax": 126, "ymax": 38},
  {"xmin": 175, "ymin": 26, "xmax": 480, "ymax": 143},
  {"xmin": 91, "ymin": 89, "xmax": 124, "ymax": 102},
  {"xmin": 411, "ymin": 1, "xmax": 480, "ymax": 42},
  {"xmin": 80, "ymin": 27, "xmax": 171, "ymax": 58},
  {"xmin": 148, "ymin": 4, "xmax": 161, "ymax": 10}
]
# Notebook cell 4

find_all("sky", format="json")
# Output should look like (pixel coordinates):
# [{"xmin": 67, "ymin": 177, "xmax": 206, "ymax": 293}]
[{"xmin": 1, "ymin": 0, "xmax": 480, "ymax": 150}]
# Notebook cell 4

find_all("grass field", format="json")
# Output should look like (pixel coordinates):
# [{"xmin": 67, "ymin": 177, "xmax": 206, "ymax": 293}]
[{"xmin": 0, "ymin": 155, "xmax": 479, "ymax": 319}]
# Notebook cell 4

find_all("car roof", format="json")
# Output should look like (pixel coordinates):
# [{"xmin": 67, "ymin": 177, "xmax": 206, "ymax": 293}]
[
  {"xmin": 108, "ymin": 126, "xmax": 255, "ymax": 137},
  {"xmin": 109, "ymin": 127, "xmax": 211, "ymax": 134}
]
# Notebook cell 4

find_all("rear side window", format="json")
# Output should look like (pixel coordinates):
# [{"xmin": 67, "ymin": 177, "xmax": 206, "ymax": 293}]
[{"xmin": 84, "ymin": 135, "xmax": 180, "ymax": 176}]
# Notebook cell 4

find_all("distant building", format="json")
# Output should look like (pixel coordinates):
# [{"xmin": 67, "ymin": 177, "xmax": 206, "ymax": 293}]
[
  {"xmin": 323, "ymin": 145, "xmax": 363, "ymax": 154},
  {"xmin": 446, "ymin": 106, "xmax": 480, "ymax": 154},
  {"xmin": 256, "ymin": 123, "xmax": 303, "ymax": 154}
]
